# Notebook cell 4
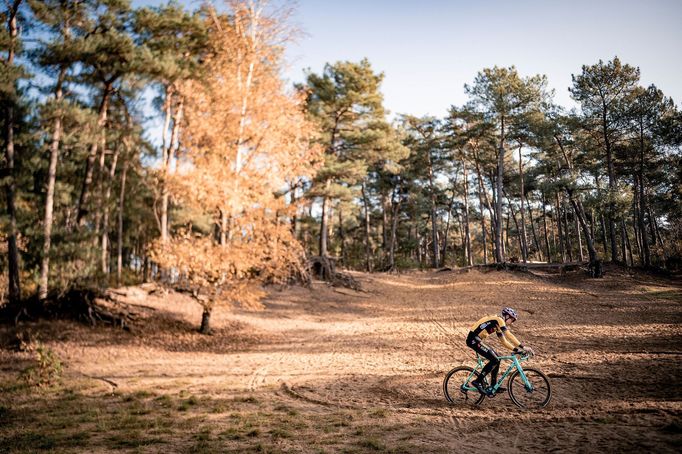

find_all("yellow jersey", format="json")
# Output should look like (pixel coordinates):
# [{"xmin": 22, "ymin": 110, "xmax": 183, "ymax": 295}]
[{"xmin": 469, "ymin": 314, "xmax": 522, "ymax": 350}]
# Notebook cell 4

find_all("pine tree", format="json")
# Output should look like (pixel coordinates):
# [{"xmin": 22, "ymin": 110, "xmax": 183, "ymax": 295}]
[
  {"xmin": 465, "ymin": 66, "xmax": 549, "ymax": 263},
  {"xmin": 400, "ymin": 116, "xmax": 448, "ymax": 268},
  {"xmin": 30, "ymin": 0, "xmax": 91, "ymax": 299},
  {"xmin": 535, "ymin": 109, "xmax": 602, "ymax": 273},
  {"xmin": 134, "ymin": 0, "xmax": 207, "ymax": 243},
  {"xmin": 570, "ymin": 57, "xmax": 640, "ymax": 264},
  {"xmin": 627, "ymin": 85, "xmax": 677, "ymax": 267},
  {"xmin": 1, "ymin": 0, "xmax": 26, "ymax": 304},
  {"xmin": 73, "ymin": 0, "xmax": 147, "ymax": 228},
  {"xmin": 302, "ymin": 59, "xmax": 387, "ymax": 258}
]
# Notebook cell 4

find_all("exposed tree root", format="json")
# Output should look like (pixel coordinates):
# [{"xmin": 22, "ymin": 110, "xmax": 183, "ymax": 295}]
[
  {"xmin": 309, "ymin": 255, "xmax": 362, "ymax": 291},
  {"xmin": 0, "ymin": 286, "xmax": 148, "ymax": 330}
]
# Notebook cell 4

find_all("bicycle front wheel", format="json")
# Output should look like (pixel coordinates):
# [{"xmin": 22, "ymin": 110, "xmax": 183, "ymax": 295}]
[
  {"xmin": 508, "ymin": 367, "xmax": 551, "ymax": 409},
  {"xmin": 443, "ymin": 366, "xmax": 485, "ymax": 406}
]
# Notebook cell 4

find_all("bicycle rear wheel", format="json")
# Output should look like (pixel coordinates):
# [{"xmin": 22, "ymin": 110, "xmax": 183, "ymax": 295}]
[
  {"xmin": 443, "ymin": 366, "xmax": 485, "ymax": 406},
  {"xmin": 508, "ymin": 368, "xmax": 551, "ymax": 409}
]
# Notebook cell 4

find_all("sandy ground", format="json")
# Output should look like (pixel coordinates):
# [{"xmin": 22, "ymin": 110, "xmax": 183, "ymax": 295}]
[{"xmin": 1, "ymin": 265, "xmax": 681, "ymax": 452}]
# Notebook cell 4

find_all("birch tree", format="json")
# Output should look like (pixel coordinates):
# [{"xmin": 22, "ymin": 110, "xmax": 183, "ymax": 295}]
[{"xmin": 152, "ymin": 0, "xmax": 320, "ymax": 333}]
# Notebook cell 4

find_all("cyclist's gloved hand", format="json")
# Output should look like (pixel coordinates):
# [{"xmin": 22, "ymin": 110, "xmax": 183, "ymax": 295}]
[{"xmin": 513, "ymin": 346, "xmax": 534, "ymax": 357}]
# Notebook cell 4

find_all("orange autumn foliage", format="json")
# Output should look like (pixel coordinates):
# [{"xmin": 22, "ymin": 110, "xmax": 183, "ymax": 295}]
[{"xmin": 151, "ymin": 0, "xmax": 321, "ymax": 312}]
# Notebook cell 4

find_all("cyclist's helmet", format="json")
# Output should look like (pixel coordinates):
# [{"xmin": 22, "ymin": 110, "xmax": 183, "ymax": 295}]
[{"xmin": 501, "ymin": 307, "xmax": 518, "ymax": 321}]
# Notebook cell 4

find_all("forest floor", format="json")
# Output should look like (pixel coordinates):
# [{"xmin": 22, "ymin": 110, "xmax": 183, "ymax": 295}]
[{"xmin": 1, "ymin": 265, "xmax": 681, "ymax": 453}]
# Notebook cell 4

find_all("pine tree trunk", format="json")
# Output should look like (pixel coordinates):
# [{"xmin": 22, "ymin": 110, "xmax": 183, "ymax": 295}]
[
  {"xmin": 563, "ymin": 200, "xmax": 573, "ymax": 262},
  {"xmin": 39, "ymin": 65, "xmax": 67, "ymax": 300},
  {"xmin": 101, "ymin": 144, "xmax": 121, "ymax": 274},
  {"xmin": 622, "ymin": 220, "xmax": 635, "ymax": 266},
  {"xmin": 504, "ymin": 192, "xmax": 523, "ymax": 261},
  {"xmin": 555, "ymin": 193, "xmax": 565, "ymax": 263},
  {"xmin": 478, "ymin": 191, "xmax": 488, "ymax": 265},
  {"xmin": 3, "ymin": 1, "xmax": 22, "ymax": 304},
  {"xmin": 550, "ymin": 214, "xmax": 558, "ymax": 260},
  {"xmin": 621, "ymin": 220, "xmax": 633, "ymax": 267},
  {"xmin": 160, "ymin": 180, "xmax": 169, "ymax": 242},
  {"xmin": 590, "ymin": 209, "xmax": 596, "ymax": 250},
  {"xmin": 319, "ymin": 186, "xmax": 330, "ymax": 257},
  {"xmin": 442, "ymin": 168, "xmax": 461, "ymax": 266},
  {"xmin": 495, "ymin": 116, "xmax": 505, "ymax": 263},
  {"xmin": 637, "ymin": 125, "xmax": 651, "ymax": 266},
  {"xmin": 76, "ymin": 81, "xmax": 113, "ymax": 226},
  {"xmin": 649, "ymin": 209, "xmax": 665, "ymax": 255},
  {"xmin": 289, "ymin": 180, "xmax": 298, "ymax": 235},
  {"xmin": 389, "ymin": 188, "xmax": 401, "ymax": 270},
  {"xmin": 575, "ymin": 212, "xmax": 584, "ymax": 262},
  {"xmin": 490, "ymin": 171, "xmax": 503, "ymax": 260},
  {"xmin": 338, "ymin": 206, "xmax": 346, "ymax": 266},
  {"xmin": 91, "ymin": 127, "xmax": 109, "ymax": 261},
  {"xmin": 441, "ymin": 190, "xmax": 455, "ymax": 266},
  {"xmin": 473, "ymin": 149, "xmax": 496, "ymax": 231},
  {"xmin": 361, "ymin": 182, "xmax": 373, "ymax": 272},
  {"xmin": 381, "ymin": 193, "xmax": 388, "ymax": 250},
  {"xmin": 3, "ymin": 103, "xmax": 20, "ymax": 304},
  {"xmin": 473, "ymin": 148, "xmax": 493, "ymax": 264},
  {"xmin": 632, "ymin": 187, "xmax": 642, "ymax": 262},
  {"xmin": 427, "ymin": 150, "xmax": 440, "ymax": 268},
  {"xmin": 117, "ymin": 161, "xmax": 128, "ymax": 285},
  {"xmin": 199, "ymin": 306, "xmax": 212, "ymax": 334},
  {"xmin": 327, "ymin": 203, "xmax": 334, "ymax": 244},
  {"xmin": 602, "ymin": 109, "xmax": 619, "ymax": 263},
  {"xmin": 504, "ymin": 214, "xmax": 510, "ymax": 258},
  {"xmin": 517, "ymin": 145, "xmax": 528, "ymax": 263},
  {"xmin": 462, "ymin": 161, "xmax": 472, "ymax": 266},
  {"xmin": 528, "ymin": 204, "xmax": 542, "ymax": 262},
  {"xmin": 599, "ymin": 211, "xmax": 608, "ymax": 258},
  {"xmin": 619, "ymin": 219, "xmax": 628, "ymax": 266},
  {"xmin": 541, "ymin": 191, "xmax": 551, "ymax": 263},
  {"xmin": 161, "ymin": 96, "xmax": 183, "ymax": 243},
  {"xmin": 568, "ymin": 195, "xmax": 601, "ymax": 276},
  {"xmin": 160, "ymin": 87, "xmax": 173, "ymax": 243},
  {"xmin": 594, "ymin": 177, "xmax": 609, "ymax": 258},
  {"xmin": 452, "ymin": 209, "xmax": 462, "ymax": 261},
  {"xmin": 414, "ymin": 226, "xmax": 424, "ymax": 268},
  {"xmin": 607, "ymin": 208, "xmax": 618, "ymax": 262}
]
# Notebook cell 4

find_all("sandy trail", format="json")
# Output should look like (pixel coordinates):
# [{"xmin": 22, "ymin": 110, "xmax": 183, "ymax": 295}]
[{"xmin": 4, "ymin": 266, "xmax": 682, "ymax": 452}]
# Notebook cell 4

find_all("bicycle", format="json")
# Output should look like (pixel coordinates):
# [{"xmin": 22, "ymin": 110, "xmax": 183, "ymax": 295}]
[{"xmin": 443, "ymin": 352, "xmax": 551, "ymax": 409}]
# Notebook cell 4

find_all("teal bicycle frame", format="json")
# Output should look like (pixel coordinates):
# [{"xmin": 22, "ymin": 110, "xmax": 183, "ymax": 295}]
[{"xmin": 462, "ymin": 353, "xmax": 534, "ymax": 394}]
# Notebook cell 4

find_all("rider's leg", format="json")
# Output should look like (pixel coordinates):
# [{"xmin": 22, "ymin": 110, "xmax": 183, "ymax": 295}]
[
  {"xmin": 489, "ymin": 348, "xmax": 501, "ymax": 385},
  {"xmin": 479, "ymin": 348, "xmax": 499, "ymax": 384},
  {"xmin": 469, "ymin": 341, "xmax": 499, "ymax": 385}
]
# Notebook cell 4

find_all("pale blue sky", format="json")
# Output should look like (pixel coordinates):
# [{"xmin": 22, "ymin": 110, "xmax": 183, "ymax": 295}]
[
  {"xmin": 283, "ymin": 0, "xmax": 682, "ymax": 117},
  {"xmin": 134, "ymin": 0, "xmax": 682, "ymax": 119}
]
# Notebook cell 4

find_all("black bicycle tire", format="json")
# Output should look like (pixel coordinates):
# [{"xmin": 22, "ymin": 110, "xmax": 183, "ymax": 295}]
[
  {"xmin": 507, "ymin": 367, "xmax": 552, "ymax": 409},
  {"xmin": 443, "ymin": 366, "xmax": 486, "ymax": 406}
]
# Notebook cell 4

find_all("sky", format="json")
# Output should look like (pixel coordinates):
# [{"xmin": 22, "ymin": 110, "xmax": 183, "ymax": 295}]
[
  {"xmin": 134, "ymin": 0, "xmax": 682, "ymax": 120},
  {"xmin": 281, "ymin": 0, "xmax": 682, "ymax": 118}
]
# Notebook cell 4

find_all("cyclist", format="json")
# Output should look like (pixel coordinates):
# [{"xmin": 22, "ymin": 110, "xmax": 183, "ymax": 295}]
[{"xmin": 466, "ymin": 307, "xmax": 534, "ymax": 396}]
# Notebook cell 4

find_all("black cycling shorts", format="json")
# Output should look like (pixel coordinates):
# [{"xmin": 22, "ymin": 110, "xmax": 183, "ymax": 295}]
[{"xmin": 466, "ymin": 331, "xmax": 499, "ymax": 362}]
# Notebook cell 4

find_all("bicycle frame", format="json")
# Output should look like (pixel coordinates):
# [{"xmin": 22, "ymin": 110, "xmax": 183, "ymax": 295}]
[{"xmin": 464, "ymin": 354, "xmax": 533, "ymax": 393}]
